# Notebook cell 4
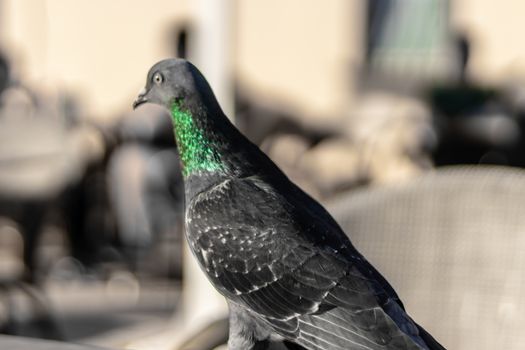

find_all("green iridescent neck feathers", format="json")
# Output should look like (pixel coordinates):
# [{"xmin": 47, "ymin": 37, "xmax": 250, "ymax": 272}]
[{"xmin": 170, "ymin": 101, "xmax": 224, "ymax": 176}]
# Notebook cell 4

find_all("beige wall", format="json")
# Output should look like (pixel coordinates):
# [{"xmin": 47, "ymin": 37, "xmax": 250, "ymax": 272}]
[
  {"xmin": 235, "ymin": 0, "xmax": 364, "ymax": 123},
  {"xmin": 0, "ymin": 0, "xmax": 363, "ymax": 123},
  {"xmin": 0, "ymin": 0, "xmax": 192, "ymax": 120}
]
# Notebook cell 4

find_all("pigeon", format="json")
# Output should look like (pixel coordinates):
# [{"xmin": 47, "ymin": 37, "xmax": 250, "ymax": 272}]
[{"xmin": 133, "ymin": 58, "xmax": 446, "ymax": 350}]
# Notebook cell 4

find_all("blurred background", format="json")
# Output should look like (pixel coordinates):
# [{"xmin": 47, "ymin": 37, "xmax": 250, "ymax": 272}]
[{"xmin": 1, "ymin": 0, "xmax": 525, "ymax": 349}]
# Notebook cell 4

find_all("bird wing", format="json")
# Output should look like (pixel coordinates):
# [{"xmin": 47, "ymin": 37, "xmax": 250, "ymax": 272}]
[{"xmin": 187, "ymin": 176, "xmax": 439, "ymax": 350}]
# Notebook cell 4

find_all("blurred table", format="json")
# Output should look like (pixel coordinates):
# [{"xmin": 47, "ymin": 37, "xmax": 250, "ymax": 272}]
[{"xmin": 0, "ymin": 335, "xmax": 114, "ymax": 350}]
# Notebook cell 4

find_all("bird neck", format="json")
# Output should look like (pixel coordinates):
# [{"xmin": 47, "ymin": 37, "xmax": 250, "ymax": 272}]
[
  {"xmin": 170, "ymin": 96, "xmax": 286, "ymax": 194},
  {"xmin": 170, "ymin": 100, "xmax": 225, "ymax": 177}
]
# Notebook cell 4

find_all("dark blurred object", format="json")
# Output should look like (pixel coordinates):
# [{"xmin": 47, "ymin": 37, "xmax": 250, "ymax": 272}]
[
  {"xmin": 170, "ymin": 24, "xmax": 192, "ymax": 59},
  {"xmin": 108, "ymin": 104, "xmax": 184, "ymax": 278},
  {"xmin": 0, "ymin": 53, "xmax": 9, "ymax": 98},
  {"xmin": 328, "ymin": 166, "xmax": 525, "ymax": 350},
  {"xmin": 427, "ymin": 31, "xmax": 525, "ymax": 168},
  {"xmin": 168, "ymin": 19, "xmax": 193, "ymax": 63},
  {"xmin": 456, "ymin": 33, "xmax": 470, "ymax": 84},
  {"xmin": 365, "ymin": 0, "xmax": 392, "ymax": 63},
  {"xmin": 429, "ymin": 83, "xmax": 525, "ymax": 167},
  {"xmin": 430, "ymin": 85, "xmax": 496, "ymax": 117}
]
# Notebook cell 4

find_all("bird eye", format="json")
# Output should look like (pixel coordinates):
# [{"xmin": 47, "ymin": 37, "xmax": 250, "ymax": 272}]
[{"xmin": 153, "ymin": 72, "xmax": 164, "ymax": 85}]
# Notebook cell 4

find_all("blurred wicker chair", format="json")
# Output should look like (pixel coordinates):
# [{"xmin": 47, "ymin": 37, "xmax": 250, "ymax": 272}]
[{"xmin": 327, "ymin": 165, "xmax": 525, "ymax": 350}]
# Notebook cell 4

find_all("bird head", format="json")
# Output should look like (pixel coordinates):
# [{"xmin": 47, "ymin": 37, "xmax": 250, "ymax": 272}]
[{"xmin": 133, "ymin": 58, "xmax": 205, "ymax": 110}]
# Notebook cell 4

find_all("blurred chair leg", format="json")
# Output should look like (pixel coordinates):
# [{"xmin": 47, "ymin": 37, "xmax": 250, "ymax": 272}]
[
  {"xmin": 16, "ymin": 282, "xmax": 64, "ymax": 340},
  {"xmin": 20, "ymin": 202, "xmax": 46, "ymax": 284},
  {"xmin": 0, "ymin": 281, "xmax": 63, "ymax": 340}
]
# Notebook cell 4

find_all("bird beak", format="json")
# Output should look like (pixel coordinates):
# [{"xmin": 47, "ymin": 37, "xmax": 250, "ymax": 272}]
[{"xmin": 133, "ymin": 88, "xmax": 148, "ymax": 109}]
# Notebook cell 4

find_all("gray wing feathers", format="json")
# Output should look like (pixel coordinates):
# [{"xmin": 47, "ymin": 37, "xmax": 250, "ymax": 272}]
[{"xmin": 187, "ymin": 177, "xmax": 435, "ymax": 349}]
